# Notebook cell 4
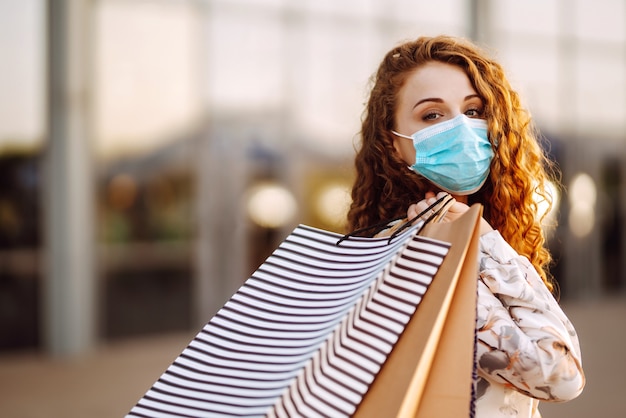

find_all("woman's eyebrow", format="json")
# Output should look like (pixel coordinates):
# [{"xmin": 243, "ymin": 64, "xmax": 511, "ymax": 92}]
[
  {"xmin": 413, "ymin": 94, "xmax": 482, "ymax": 109},
  {"xmin": 412, "ymin": 97, "xmax": 443, "ymax": 109},
  {"xmin": 464, "ymin": 94, "xmax": 482, "ymax": 102}
]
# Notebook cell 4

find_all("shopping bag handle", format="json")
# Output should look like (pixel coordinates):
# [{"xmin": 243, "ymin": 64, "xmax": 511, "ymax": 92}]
[{"xmin": 336, "ymin": 194, "xmax": 455, "ymax": 245}]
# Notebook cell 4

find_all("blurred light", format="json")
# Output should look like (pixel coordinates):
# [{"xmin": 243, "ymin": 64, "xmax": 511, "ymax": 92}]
[
  {"xmin": 246, "ymin": 182, "xmax": 297, "ymax": 229},
  {"xmin": 569, "ymin": 203, "xmax": 595, "ymax": 238},
  {"xmin": 314, "ymin": 182, "xmax": 352, "ymax": 229},
  {"xmin": 568, "ymin": 172, "xmax": 596, "ymax": 238},
  {"xmin": 568, "ymin": 173, "xmax": 597, "ymax": 206}
]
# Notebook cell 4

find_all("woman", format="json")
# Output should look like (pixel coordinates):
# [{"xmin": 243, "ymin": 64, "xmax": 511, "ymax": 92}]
[{"xmin": 347, "ymin": 36, "xmax": 585, "ymax": 417}]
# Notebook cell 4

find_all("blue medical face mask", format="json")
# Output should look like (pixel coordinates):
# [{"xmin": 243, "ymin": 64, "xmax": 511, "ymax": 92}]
[{"xmin": 392, "ymin": 114, "xmax": 494, "ymax": 195}]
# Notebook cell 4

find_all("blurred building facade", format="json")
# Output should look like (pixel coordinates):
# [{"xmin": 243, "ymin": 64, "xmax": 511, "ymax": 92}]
[{"xmin": 1, "ymin": 0, "xmax": 625, "ymax": 355}]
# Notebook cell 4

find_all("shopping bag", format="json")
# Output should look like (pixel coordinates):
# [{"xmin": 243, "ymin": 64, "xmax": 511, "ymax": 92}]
[
  {"xmin": 127, "ymin": 205, "xmax": 482, "ymax": 418},
  {"xmin": 354, "ymin": 203, "xmax": 482, "ymax": 418}
]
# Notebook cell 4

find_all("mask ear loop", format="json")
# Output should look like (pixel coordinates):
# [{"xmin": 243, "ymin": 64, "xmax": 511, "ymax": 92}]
[{"xmin": 336, "ymin": 194, "xmax": 454, "ymax": 246}]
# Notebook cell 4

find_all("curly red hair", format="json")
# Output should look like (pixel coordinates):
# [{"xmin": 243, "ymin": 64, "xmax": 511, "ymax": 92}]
[{"xmin": 347, "ymin": 35, "xmax": 559, "ymax": 291}]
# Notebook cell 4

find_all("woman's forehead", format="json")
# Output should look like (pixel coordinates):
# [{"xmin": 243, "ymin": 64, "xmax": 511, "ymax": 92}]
[{"xmin": 399, "ymin": 62, "xmax": 477, "ymax": 103}]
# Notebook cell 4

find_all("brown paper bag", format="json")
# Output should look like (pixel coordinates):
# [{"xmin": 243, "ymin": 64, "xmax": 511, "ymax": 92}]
[{"xmin": 354, "ymin": 204, "xmax": 482, "ymax": 418}]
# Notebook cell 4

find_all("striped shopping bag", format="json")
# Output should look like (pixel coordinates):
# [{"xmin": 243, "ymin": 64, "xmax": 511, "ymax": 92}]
[{"xmin": 127, "ymin": 205, "xmax": 483, "ymax": 418}]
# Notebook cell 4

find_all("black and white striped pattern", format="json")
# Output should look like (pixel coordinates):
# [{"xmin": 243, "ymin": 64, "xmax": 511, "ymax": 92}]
[{"xmin": 128, "ymin": 224, "xmax": 450, "ymax": 418}]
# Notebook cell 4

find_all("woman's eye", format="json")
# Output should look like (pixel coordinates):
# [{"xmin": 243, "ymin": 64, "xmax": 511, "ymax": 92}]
[
  {"xmin": 423, "ymin": 112, "xmax": 442, "ymax": 121},
  {"xmin": 465, "ymin": 108, "xmax": 483, "ymax": 118}
]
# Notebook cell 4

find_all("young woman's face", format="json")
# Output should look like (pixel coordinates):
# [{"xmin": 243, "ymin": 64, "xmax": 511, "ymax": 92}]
[{"xmin": 392, "ymin": 61, "xmax": 485, "ymax": 166}]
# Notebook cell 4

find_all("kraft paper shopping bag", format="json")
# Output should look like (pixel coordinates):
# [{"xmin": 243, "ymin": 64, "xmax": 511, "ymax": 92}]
[{"xmin": 354, "ymin": 204, "xmax": 482, "ymax": 418}]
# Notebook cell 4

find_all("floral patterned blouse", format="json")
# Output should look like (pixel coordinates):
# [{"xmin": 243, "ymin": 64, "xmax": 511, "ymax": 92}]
[{"xmin": 475, "ymin": 230, "xmax": 585, "ymax": 417}]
